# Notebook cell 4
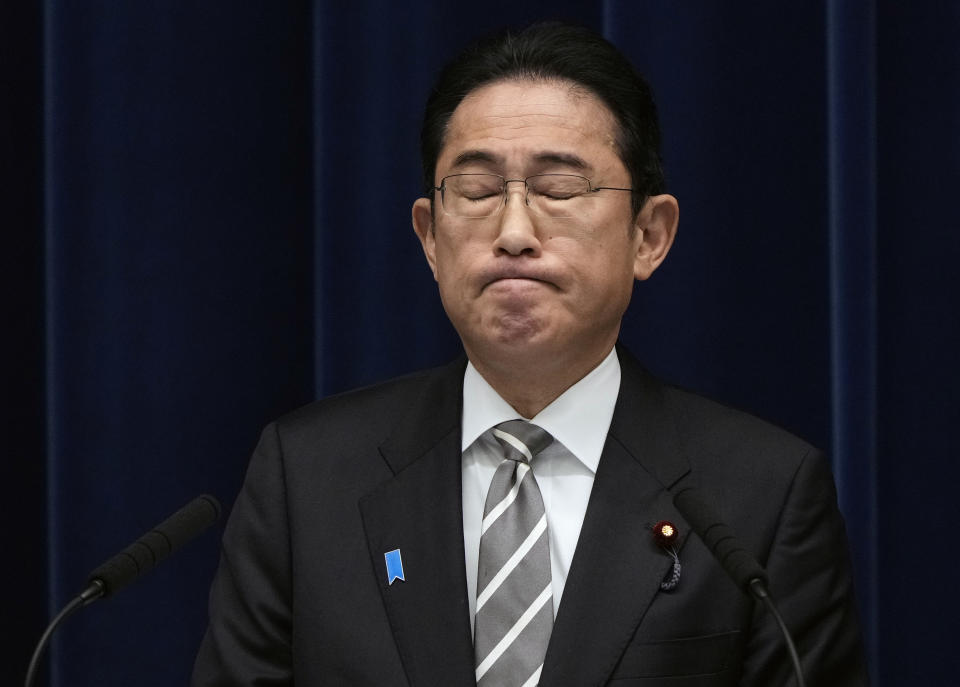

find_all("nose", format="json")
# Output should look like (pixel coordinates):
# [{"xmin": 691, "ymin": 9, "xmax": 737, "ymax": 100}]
[{"xmin": 492, "ymin": 181, "xmax": 541, "ymax": 257}]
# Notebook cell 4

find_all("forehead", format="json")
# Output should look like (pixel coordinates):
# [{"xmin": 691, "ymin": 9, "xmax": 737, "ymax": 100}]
[{"xmin": 438, "ymin": 79, "xmax": 621, "ymax": 173}]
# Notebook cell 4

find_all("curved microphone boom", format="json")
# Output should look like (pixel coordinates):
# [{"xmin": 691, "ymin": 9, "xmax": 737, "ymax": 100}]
[
  {"xmin": 24, "ymin": 494, "xmax": 221, "ymax": 687},
  {"xmin": 671, "ymin": 486, "xmax": 807, "ymax": 687}
]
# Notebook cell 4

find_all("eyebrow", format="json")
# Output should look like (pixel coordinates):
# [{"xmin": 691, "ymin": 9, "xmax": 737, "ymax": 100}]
[
  {"xmin": 449, "ymin": 150, "xmax": 591, "ymax": 171},
  {"xmin": 451, "ymin": 150, "xmax": 502, "ymax": 168},
  {"xmin": 531, "ymin": 152, "xmax": 590, "ymax": 170}
]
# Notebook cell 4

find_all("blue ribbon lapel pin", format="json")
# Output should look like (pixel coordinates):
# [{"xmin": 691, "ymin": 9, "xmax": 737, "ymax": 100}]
[{"xmin": 384, "ymin": 549, "xmax": 405, "ymax": 585}]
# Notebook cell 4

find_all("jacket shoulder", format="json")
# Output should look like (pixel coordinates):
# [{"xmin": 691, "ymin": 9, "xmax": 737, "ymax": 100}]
[
  {"xmin": 268, "ymin": 357, "xmax": 465, "ymax": 454},
  {"xmin": 665, "ymin": 384, "xmax": 818, "ymax": 461}
]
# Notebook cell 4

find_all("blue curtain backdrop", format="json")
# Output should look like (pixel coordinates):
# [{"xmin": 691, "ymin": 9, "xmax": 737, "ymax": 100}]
[{"xmin": 7, "ymin": 1, "xmax": 958, "ymax": 685}]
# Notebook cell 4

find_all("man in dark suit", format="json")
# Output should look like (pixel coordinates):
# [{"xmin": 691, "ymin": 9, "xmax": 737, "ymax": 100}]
[{"xmin": 192, "ymin": 23, "xmax": 867, "ymax": 686}]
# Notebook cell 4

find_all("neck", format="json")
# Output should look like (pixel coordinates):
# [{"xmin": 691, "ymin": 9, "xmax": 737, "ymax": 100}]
[{"xmin": 468, "ymin": 341, "xmax": 616, "ymax": 418}]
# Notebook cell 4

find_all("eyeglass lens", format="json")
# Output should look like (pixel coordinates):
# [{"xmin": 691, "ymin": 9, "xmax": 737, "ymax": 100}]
[{"xmin": 441, "ymin": 174, "xmax": 594, "ymax": 218}]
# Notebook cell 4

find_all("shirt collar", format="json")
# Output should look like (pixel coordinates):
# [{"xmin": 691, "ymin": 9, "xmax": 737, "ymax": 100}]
[{"xmin": 461, "ymin": 347, "xmax": 621, "ymax": 474}]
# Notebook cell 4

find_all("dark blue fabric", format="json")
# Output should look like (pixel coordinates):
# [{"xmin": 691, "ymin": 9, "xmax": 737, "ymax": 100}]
[
  {"xmin": 12, "ymin": 1, "xmax": 958, "ymax": 685},
  {"xmin": 39, "ymin": 2, "xmax": 314, "ymax": 685},
  {"xmin": 874, "ymin": 2, "xmax": 960, "ymax": 685},
  {"xmin": 826, "ymin": 0, "xmax": 879, "ymax": 677}
]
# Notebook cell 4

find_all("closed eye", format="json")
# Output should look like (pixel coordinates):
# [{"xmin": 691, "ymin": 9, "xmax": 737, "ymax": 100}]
[
  {"xmin": 463, "ymin": 190, "xmax": 501, "ymax": 201},
  {"xmin": 536, "ymin": 189, "xmax": 581, "ymax": 201}
]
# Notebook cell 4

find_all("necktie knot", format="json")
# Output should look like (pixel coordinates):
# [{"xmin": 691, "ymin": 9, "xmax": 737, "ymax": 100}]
[{"xmin": 492, "ymin": 420, "xmax": 554, "ymax": 464}]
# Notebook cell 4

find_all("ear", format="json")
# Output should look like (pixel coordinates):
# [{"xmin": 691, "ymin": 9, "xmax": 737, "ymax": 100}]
[
  {"xmin": 633, "ymin": 194, "xmax": 679, "ymax": 281},
  {"xmin": 412, "ymin": 197, "xmax": 438, "ymax": 281}
]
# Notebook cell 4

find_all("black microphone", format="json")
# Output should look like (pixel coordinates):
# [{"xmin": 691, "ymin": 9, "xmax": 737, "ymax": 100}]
[
  {"xmin": 83, "ymin": 493, "xmax": 221, "ymax": 599},
  {"xmin": 671, "ymin": 486, "xmax": 807, "ymax": 687},
  {"xmin": 25, "ymin": 494, "xmax": 222, "ymax": 687},
  {"xmin": 672, "ymin": 487, "xmax": 767, "ymax": 592}
]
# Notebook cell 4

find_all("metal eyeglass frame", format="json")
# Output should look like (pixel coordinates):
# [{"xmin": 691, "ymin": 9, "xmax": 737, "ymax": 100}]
[{"xmin": 434, "ymin": 173, "xmax": 633, "ymax": 218}]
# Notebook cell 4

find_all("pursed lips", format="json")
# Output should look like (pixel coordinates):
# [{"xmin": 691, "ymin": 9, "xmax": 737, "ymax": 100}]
[{"xmin": 480, "ymin": 265, "xmax": 558, "ymax": 292}]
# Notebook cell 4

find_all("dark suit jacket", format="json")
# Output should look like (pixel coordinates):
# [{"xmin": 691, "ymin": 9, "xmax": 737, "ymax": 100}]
[{"xmin": 192, "ymin": 347, "xmax": 867, "ymax": 686}]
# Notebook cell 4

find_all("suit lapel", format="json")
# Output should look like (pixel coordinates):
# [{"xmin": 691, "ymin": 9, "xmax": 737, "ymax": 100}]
[
  {"xmin": 358, "ymin": 357, "xmax": 476, "ymax": 687},
  {"xmin": 358, "ymin": 348, "xmax": 695, "ymax": 686},
  {"xmin": 540, "ymin": 346, "xmax": 693, "ymax": 687}
]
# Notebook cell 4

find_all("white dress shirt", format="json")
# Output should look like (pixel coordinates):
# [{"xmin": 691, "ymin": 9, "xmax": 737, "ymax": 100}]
[{"xmin": 461, "ymin": 347, "xmax": 621, "ymax": 632}]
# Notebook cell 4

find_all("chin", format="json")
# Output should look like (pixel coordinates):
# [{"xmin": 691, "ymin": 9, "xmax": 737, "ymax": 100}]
[{"xmin": 492, "ymin": 314, "xmax": 545, "ymax": 343}]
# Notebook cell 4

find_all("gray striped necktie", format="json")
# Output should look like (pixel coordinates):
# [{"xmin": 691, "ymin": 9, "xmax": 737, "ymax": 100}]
[{"xmin": 474, "ymin": 420, "xmax": 554, "ymax": 687}]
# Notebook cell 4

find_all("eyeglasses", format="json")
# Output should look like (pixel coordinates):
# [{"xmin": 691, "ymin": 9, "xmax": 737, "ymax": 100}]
[{"xmin": 434, "ymin": 173, "xmax": 633, "ymax": 219}]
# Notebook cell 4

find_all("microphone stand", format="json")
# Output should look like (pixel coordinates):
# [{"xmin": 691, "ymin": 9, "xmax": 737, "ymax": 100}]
[{"xmin": 24, "ymin": 581, "xmax": 104, "ymax": 687}]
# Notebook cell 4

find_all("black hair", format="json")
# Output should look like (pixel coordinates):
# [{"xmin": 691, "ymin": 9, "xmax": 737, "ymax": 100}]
[{"xmin": 420, "ymin": 21, "xmax": 665, "ymax": 216}]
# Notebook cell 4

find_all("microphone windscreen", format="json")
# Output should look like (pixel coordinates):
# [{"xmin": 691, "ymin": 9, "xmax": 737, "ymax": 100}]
[
  {"xmin": 86, "ymin": 494, "xmax": 221, "ymax": 597},
  {"xmin": 673, "ymin": 487, "xmax": 767, "ymax": 590}
]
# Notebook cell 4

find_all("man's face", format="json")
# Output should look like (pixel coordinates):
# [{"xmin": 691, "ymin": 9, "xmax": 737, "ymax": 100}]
[{"xmin": 413, "ymin": 79, "xmax": 675, "ymax": 375}]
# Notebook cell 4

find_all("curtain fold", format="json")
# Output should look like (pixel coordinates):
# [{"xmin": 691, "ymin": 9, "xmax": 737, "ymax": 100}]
[
  {"xmin": 40, "ymin": 2, "xmax": 315, "ymax": 685},
  {"xmin": 826, "ymin": 0, "xmax": 879, "ymax": 677}
]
